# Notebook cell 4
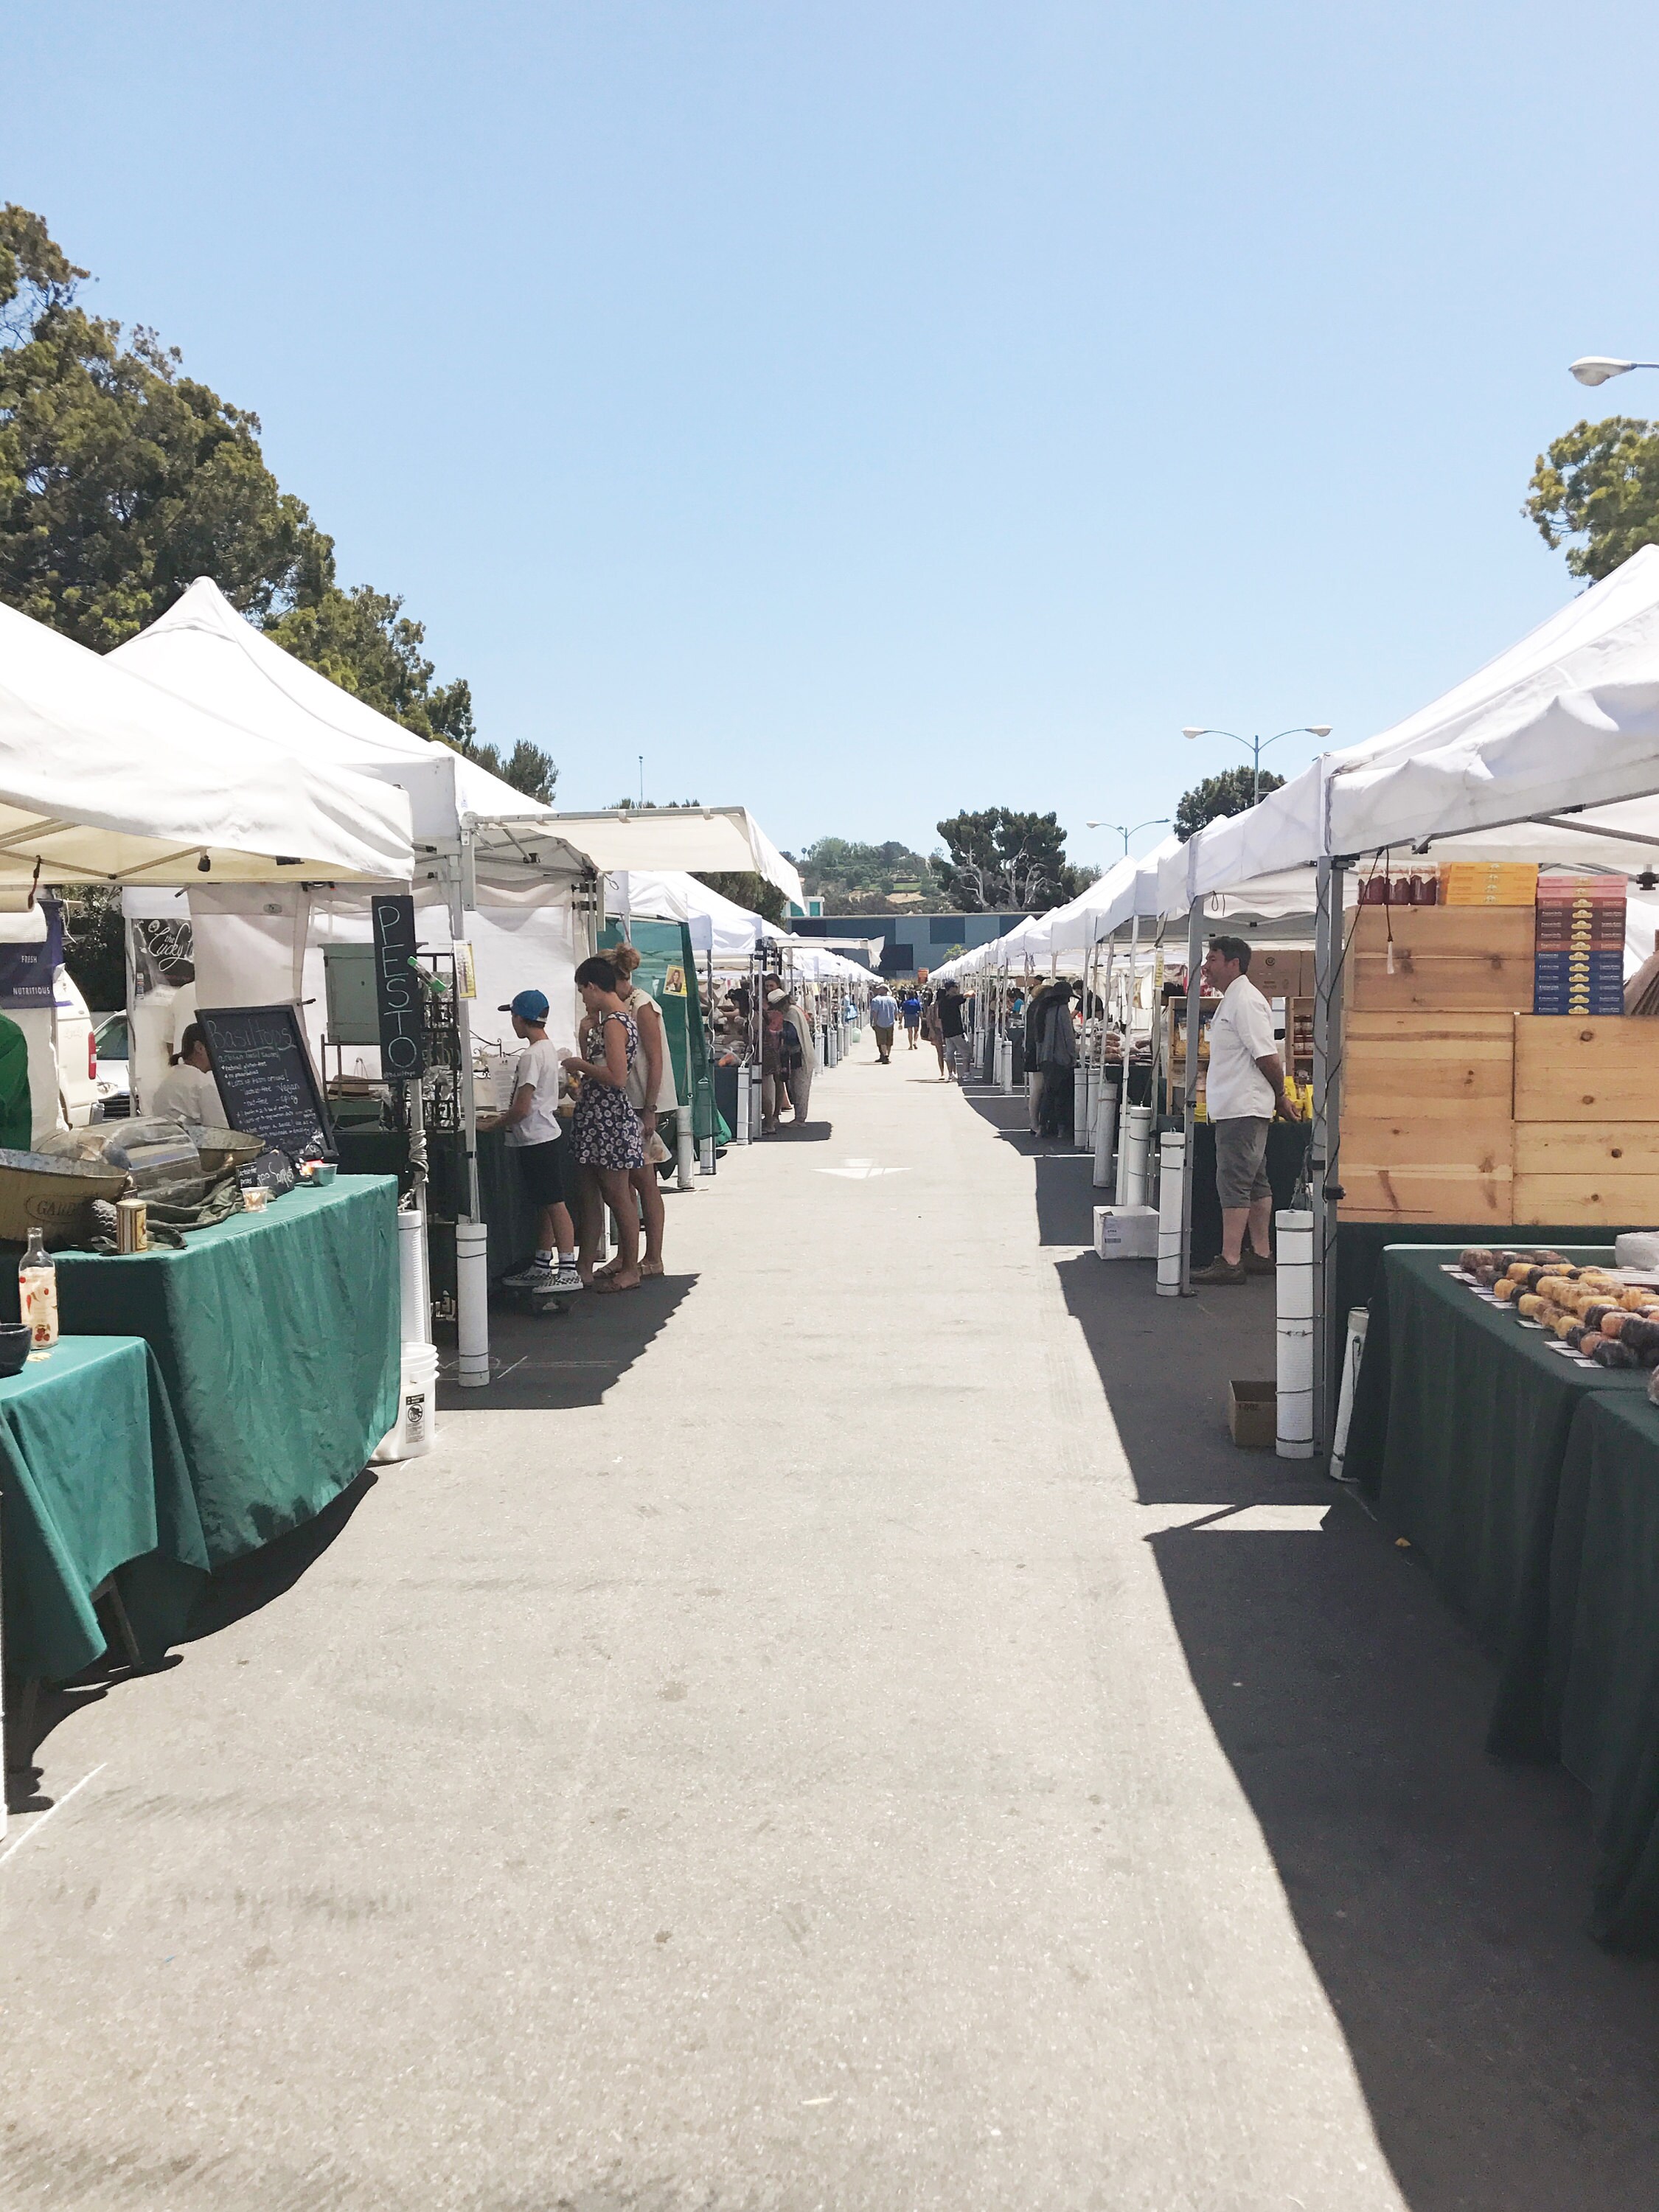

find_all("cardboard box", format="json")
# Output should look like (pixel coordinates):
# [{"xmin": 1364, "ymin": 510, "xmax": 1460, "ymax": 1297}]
[
  {"xmin": 1440, "ymin": 863, "xmax": 1540, "ymax": 905},
  {"xmin": 1093, "ymin": 1204, "xmax": 1159, "ymax": 1260},
  {"xmin": 1228, "ymin": 1380, "xmax": 1278, "ymax": 1450},
  {"xmin": 1251, "ymin": 948, "xmax": 1315, "ymax": 1000}
]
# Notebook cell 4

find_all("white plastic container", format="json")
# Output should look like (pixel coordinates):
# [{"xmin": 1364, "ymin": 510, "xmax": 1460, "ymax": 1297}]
[
  {"xmin": 1329, "ymin": 1304, "xmax": 1370, "ymax": 1480},
  {"xmin": 1274, "ymin": 1208, "xmax": 1315, "ymax": 1459},
  {"xmin": 1155, "ymin": 1130, "xmax": 1186, "ymax": 1297},
  {"xmin": 1093, "ymin": 1203, "xmax": 1160, "ymax": 1260},
  {"xmin": 373, "ymin": 1340, "xmax": 439, "ymax": 1463},
  {"xmin": 1122, "ymin": 1104, "xmax": 1153, "ymax": 1207}
]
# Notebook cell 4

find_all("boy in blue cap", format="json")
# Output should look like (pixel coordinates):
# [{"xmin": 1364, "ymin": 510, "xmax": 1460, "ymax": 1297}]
[{"xmin": 483, "ymin": 988, "xmax": 582, "ymax": 1294}]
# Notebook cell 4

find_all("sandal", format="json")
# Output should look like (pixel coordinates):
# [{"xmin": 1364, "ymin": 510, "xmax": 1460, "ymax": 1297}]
[
  {"xmin": 594, "ymin": 1272, "xmax": 641, "ymax": 1294},
  {"xmin": 639, "ymin": 1258, "xmax": 664, "ymax": 1278}
]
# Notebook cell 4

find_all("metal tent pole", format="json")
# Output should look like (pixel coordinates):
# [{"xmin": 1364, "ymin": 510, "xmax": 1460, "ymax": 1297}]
[
  {"xmin": 1312, "ymin": 857, "xmax": 1346, "ymax": 1463},
  {"xmin": 1114, "ymin": 906, "xmax": 1140, "ymax": 1206},
  {"xmin": 1178, "ymin": 897, "xmax": 1204, "ymax": 1297},
  {"xmin": 448, "ymin": 835, "xmax": 490, "ymax": 1387}
]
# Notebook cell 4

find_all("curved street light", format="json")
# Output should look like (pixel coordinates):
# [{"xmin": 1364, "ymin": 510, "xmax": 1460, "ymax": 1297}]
[
  {"xmin": 1569, "ymin": 357, "xmax": 1659, "ymax": 387},
  {"xmin": 1085, "ymin": 815, "xmax": 1171, "ymax": 855},
  {"xmin": 1181, "ymin": 725, "xmax": 1332, "ymax": 806}
]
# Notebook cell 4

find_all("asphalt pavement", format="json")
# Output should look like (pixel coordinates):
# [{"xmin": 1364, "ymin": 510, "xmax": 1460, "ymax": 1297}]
[{"xmin": 4, "ymin": 1037, "xmax": 1658, "ymax": 2211}]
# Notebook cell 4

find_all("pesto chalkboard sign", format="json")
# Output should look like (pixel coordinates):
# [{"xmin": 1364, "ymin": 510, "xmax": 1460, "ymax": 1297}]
[
  {"xmin": 372, "ymin": 894, "xmax": 423, "ymax": 1078},
  {"xmin": 196, "ymin": 1004, "xmax": 337, "ymax": 1162}
]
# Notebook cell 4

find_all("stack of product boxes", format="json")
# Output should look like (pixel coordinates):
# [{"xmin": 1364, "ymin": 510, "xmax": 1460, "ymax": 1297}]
[{"xmin": 1533, "ymin": 872, "xmax": 1626, "ymax": 1015}]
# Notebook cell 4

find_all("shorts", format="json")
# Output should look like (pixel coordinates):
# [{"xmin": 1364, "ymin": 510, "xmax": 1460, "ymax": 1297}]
[
  {"xmin": 514, "ymin": 1136, "xmax": 571, "ymax": 1211},
  {"xmin": 1214, "ymin": 1116, "xmax": 1271, "ymax": 1209}
]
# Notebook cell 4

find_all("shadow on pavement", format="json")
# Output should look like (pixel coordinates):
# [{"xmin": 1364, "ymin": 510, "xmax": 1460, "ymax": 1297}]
[
  {"xmin": 7, "ymin": 1473, "xmax": 381, "ymax": 1795},
  {"xmin": 1060, "ymin": 1248, "xmax": 1659, "ymax": 2211},
  {"xmin": 442, "ymin": 1273, "xmax": 698, "ymax": 1411}
]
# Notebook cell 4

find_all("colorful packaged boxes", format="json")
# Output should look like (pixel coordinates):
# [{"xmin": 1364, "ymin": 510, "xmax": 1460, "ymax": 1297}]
[
  {"xmin": 1534, "ymin": 873, "xmax": 1627, "ymax": 948},
  {"xmin": 1533, "ymin": 873, "xmax": 1627, "ymax": 1012},
  {"xmin": 1533, "ymin": 950, "xmax": 1624, "ymax": 1014},
  {"xmin": 1441, "ymin": 862, "xmax": 1540, "ymax": 906}
]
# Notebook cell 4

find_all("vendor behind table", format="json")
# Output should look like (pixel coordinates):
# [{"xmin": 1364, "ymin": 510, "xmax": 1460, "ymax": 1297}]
[{"xmin": 1189, "ymin": 934, "xmax": 1301, "ymax": 1289}]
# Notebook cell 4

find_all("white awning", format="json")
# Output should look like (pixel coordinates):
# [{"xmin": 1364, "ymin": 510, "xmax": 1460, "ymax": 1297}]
[
  {"xmin": 110, "ymin": 578, "xmax": 588, "ymax": 877},
  {"xmin": 556, "ymin": 808, "xmax": 802, "ymax": 906},
  {"xmin": 0, "ymin": 600, "xmax": 413, "ymax": 886}
]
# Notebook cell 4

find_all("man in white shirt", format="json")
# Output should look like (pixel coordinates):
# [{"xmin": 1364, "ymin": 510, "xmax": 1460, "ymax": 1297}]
[
  {"xmin": 150, "ymin": 1023, "xmax": 226, "ymax": 1127},
  {"xmin": 479, "ymin": 988, "xmax": 582, "ymax": 1295},
  {"xmin": 1189, "ymin": 936, "xmax": 1301, "ymax": 1287}
]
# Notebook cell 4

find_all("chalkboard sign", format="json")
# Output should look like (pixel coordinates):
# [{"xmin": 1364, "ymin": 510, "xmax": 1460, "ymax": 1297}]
[
  {"xmin": 196, "ymin": 1004, "xmax": 336, "ymax": 1162},
  {"xmin": 371, "ymin": 894, "xmax": 424, "ymax": 1078}
]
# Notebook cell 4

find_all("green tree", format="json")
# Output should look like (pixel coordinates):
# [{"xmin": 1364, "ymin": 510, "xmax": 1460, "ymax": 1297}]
[
  {"xmin": 0, "ymin": 204, "xmax": 553, "ymax": 802},
  {"xmin": 1526, "ymin": 416, "xmax": 1659, "ymax": 581},
  {"xmin": 931, "ymin": 808, "xmax": 1084, "ymax": 911},
  {"xmin": 1174, "ymin": 767, "xmax": 1284, "ymax": 842},
  {"xmin": 58, "ymin": 885, "xmax": 125, "ymax": 1012},
  {"xmin": 692, "ymin": 871, "xmax": 788, "ymax": 925}
]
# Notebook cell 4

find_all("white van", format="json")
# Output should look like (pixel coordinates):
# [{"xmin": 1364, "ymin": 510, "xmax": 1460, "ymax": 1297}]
[{"xmin": 12, "ymin": 969, "xmax": 100, "ymax": 1144}]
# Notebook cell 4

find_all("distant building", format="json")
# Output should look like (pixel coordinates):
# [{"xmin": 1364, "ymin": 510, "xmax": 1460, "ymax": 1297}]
[{"xmin": 787, "ymin": 911, "xmax": 1026, "ymax": 978}]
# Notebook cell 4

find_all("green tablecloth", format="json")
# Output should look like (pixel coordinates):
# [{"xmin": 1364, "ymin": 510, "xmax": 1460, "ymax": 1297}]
[
  {"xmin": 1546, "ymin": 1390, "xmax": 1659, "ymax": 1950},
  {"xmin": 0, "ymin": 1336, "xmax": 207, "ymax": 1681},
  {"xmin": 21, "ymin": 1178, "xmax": 400, "ymax": 1568},
  {"xmin": 1346, "ymin": 1245, "xmax": 1647, "ymax": 1759}
]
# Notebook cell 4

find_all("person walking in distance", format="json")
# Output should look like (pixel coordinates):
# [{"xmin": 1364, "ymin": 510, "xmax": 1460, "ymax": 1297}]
[
  {"xmin": 920, "ymin": 989, "xmax": 945, "ymax": 1076},
  {"xmin": 869, "ymin": 982, "xmax": 899, "ymax": 1062},
  {"xmin": 901, "ymin": 986, "xmax": 922, "ymax": 1049},
  {"xmin": 1188, "ymin": 935, "xmax": 1301, "ymax": 1287},
  {"xmin": 936, "ymin": 981, "xmax": 973, "ymax": 1086},
  {"xmin": 609, "ymin": 944, "xmax": 675, "ymax": 1278}
]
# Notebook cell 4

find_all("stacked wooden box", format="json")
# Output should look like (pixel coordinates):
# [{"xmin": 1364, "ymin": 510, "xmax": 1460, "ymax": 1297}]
[{"xmin": 1338, "ymin": 901, "xmax": 1659, "ymax": 1226}]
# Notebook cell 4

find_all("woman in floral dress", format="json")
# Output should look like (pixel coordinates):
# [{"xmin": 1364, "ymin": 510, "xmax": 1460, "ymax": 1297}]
[{"xmin": 563, "ymin": 956, "xmax": 646, "ymax": 1292}]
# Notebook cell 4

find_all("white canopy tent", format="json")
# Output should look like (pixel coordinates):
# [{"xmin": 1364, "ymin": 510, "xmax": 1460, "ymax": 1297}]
[
  {"xmin": 552, "ymin": 808, "xmax": 803, "ymax": 908},
  {"xmin": 0, "ymin": 600, "xmax": 413, "ymax": 887},
  {"xmin": 1155, "ymin": 546, "xmax": 1659, "ymax": 1446},
  {"xmin": 109, "ymin": 577, "xmax": 601, "ymax": 1391},
  {"xmin": 605, "ymin": 869, "xmax": 782, "ymax": 959}
]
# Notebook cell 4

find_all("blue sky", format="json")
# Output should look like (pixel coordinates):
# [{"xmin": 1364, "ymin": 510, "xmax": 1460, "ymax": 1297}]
[{"xmin": 10, "ymin": 2, "xmax": 1658, "ymax": 871}]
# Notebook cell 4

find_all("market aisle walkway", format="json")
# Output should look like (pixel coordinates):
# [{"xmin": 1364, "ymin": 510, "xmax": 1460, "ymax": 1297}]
[{"xmin": 6, "ymin": 1043, "xmax": 1659, "ymax": 2210}]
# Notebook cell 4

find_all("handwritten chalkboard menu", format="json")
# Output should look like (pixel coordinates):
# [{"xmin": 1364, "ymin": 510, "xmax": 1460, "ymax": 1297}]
[
  {"xmin": 372, "ymin": 894, "xmax": 423, "ymax": 1078},
  {"xmin": 196, "ymin": 1004, "xmax": 337, "ymax": 1162}
]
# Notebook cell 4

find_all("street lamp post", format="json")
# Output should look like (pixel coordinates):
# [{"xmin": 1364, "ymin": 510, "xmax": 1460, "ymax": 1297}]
[
  {"xmin": 1180, "ymin": 725, "xmax": 1332, "ymax": 806},
  {"xmin": 1085, "ymin": 816, "xmax": 1171, "ymax": 855},
  {"xmin": 1569, "ymin": 358, "xmax": 1659, "ymax": 387}
]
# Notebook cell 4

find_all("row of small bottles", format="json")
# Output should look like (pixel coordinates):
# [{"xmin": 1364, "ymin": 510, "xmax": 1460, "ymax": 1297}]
[
  {"xmin": 1359, "ymin": 872, "xmax": 1439, "ymax": 905},
  {"xmin": 19, "ymin": 1226, "xmax": 57, "ymax": 1351}
]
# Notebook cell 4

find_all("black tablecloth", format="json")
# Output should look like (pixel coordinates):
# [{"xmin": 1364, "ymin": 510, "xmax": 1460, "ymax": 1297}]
[{"xmin": 1346, "ymin": 1244, "xmax": 1659, "ymax": 1952}]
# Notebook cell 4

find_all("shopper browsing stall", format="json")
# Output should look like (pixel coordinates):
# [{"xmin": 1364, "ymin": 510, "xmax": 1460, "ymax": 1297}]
[
  {"xmin": 566, "ymin": 956, "xmax": 646, "ymax": 1294},
  {"xmin": 611, "ymin": 945, "xmax": 674, "ymax": 1279},
  {"xmin": 1189, "ymin": 936, "xmax": 1301, "ymax": 1288},
  {"xmin": 482, "ymin": 990, "xmax": 582, "ymax": 1295}
]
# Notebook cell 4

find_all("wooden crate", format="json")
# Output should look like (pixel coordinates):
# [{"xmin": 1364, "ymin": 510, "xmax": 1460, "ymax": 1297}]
[
  {"xmin": 1341, "ymin": 1009, "xmax": 1514, "ymax": 1121},
  {"xmin": 1514, "ymin": 1123, "xmax": 1655, "ymax": 1174},
  {"xmin": 1514, "ymin": 1016, "xmax": 1659, "ymax": 1122},
  {"xmin": 1338, "ymin": 1163, "xmax": 1513, "ymax": 1224},
  {"xmin": 1348, "ymin": 908, "xmax": 1535, "ymax": 1013},
  {"xmin": 1514, "ymin": 1172, "xmax": 1659, "ymax": 1225},
  {"xmin": 1343, "ymin": 1116, "xmax": 1512, "ymax": 1172}
]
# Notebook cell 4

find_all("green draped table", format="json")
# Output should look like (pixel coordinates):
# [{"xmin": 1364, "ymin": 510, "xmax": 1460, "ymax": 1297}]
[
  {"xmin": 7, "ymin": 1177, "xmax": 400, "ymax": 1574},
  {"xmin": 0, "ymin": 1336, "xmax": 209, "ymax": 1683},
  {"xmin": 1346, "ymin": 1244, "xmax": 1659, "ymax": 1951}
]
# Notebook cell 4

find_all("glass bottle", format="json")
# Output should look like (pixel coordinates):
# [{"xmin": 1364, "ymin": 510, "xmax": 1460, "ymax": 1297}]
[{"xmin": 19, "ymin": 1227, "xmax": 58, "ymax": 1352}]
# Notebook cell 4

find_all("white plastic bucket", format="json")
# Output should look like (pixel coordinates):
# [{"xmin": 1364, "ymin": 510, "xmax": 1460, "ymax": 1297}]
[{"xmin": 373, "ymin": 1340, "xmax": 439, "ymax": 1464}]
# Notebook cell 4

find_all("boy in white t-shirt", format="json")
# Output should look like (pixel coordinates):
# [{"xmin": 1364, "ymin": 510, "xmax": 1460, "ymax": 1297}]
[{"xmin": 480, "ymin": 988, "xmax": 582, "ymax": 1293}]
